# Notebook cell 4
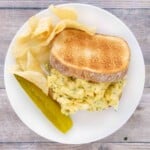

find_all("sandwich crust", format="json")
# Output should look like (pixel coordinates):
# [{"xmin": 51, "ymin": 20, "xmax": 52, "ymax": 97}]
[{"xmin": 50, "ymin": 29, "xmax": 130, "ymax": 82}]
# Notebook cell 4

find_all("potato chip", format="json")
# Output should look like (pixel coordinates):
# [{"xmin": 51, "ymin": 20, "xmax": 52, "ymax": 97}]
[
  {"xmin": 12, "ymin": 38, "xmax": 28, "ymax": 59},
  {"xmin": 44, "ymin": 21, "xmax": 66, "ymax": 45},
  {"xmin": 50, "ymin": 5, "xmax": 77, "ymax": 20},
  {"xmin": 33, "ymin": 17, "xmax": 53, "ymax": 39},
  {"xmin": 18, "ymin": 25, "xmax": 31, "ymax": 40},
  {"xmin": 14, "ymin": 71, "xmax": 48, "ymax": 94},
  {"xmin": 11, "ymin": 15, "xmax": 51, "ymax": 94},
  {"xmin": 16, "ymin": 52, "xmax": 27, "ymax": 71},
  {"xmin": 30, "ymin": 46, "xmax": 50, "ymax": 64},
  {"xmin": 18, "ymin": 16, "xmax": 39, "ymax": 41},
  {"xmin": 45, "ymin": 19, "xmax": 95, "ymax": 45},
  {"xmin": 26, "ymin": 51, "xmax": 44, "ymax": 74},
  {"xmin": 28, "ymin": 16, "xmax": 39, "ymax": 34},
  {"xmin": 13, "ymin": 27, "xmax": 51, "ymax": 60},
  {"xmin": 13, "ymin": 50, "xmax": 48, "ymax": 94},
  {"xmin": 63, "ymin": 19, "xmax": 96, "ymax": 35}
]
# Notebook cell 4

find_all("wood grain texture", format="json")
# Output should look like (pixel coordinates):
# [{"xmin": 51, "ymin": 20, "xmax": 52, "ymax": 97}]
[
  {"xmin": 0, "ymin": 143, "xmax": 150, "ymax": 150},
  {"xmin": 102, "ymin": 143, "xmax": 150, "ymax": 150},
  {"xmin": 0, "ymin": 88, "xmax": 149, "ymax": 143},
  {"xmin": 0, "ymin": 65, "xmax": 4, "ymax": 88},
  {"xmin": 0, "ymin": 1, "xmax": 150, "ymax": 149},
  {"xmin": 0, "ymin": 0, "xmax": 150, "ymax": 8}
]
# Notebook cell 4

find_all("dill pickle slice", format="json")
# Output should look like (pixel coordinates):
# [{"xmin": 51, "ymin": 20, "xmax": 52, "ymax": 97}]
[{"xmin": 14, "ymin": 74, "xmax": 73, "ymax": 133}]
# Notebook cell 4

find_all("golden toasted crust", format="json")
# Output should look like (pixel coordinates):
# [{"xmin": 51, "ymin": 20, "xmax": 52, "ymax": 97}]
[{"xmin": 50, "ymin": 29, "xmax": 130, "ymax": 82}]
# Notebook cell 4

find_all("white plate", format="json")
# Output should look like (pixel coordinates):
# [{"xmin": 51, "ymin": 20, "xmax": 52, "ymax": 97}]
[{"xmin": 4, "ymin": 3, "xmax": 145, "ymax": 144}]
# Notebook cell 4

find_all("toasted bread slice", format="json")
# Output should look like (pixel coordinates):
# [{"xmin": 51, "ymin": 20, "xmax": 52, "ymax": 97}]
[{"xmin": 50, "ymin": 29, "xmax": 130, "ymax": 82}]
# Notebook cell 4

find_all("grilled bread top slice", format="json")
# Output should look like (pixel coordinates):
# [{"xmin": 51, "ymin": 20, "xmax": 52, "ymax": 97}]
[{"xmin": 50, "ymin": 29, "xmax": 130, "ymax": 82}]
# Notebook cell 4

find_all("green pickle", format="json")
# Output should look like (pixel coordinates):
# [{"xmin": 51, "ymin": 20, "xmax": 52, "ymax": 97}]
[{"xmin": 14, "ymin": 74, "xmax": 73, "ymax": 133}]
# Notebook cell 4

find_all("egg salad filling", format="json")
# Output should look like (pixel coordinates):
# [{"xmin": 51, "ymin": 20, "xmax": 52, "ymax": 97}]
[{"xmin": 48, "ymin": 69, "xmax": 125, "ymax": 115}]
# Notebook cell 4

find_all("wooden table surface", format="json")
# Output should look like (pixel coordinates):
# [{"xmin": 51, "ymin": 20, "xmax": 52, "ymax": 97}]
[{"xmin": 0, "ymin": 0, "xmax": 150, "ymax": 149}]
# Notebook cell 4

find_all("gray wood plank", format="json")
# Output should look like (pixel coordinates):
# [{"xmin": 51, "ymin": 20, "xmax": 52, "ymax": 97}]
[
  {"xmin": 0, "ymin": 88, "xmax": 149, "ymax": 143},
  {"xmin": 0, "ymin": 0, "xmax": 150, "ymax": 9},
  {"xmin": 146, "ymin": 65, "xmax": 150, "ymax": 88},
  {"xmin": 102, "ymin": 143, "xmax": 150, "ymax": 150},
  {"xmin": 0, "ymin": 2, "xmax": 149, "ymax": 149},
  {"xmin": 0, "ymin": 143, "xmax": 150, "ymax": 150},
  {"xmin": 0, "ymin": 9, "xmax": 149, "ymax": 67},
  {"xmin": 0, "ymin": 65, "xmax": 4, "ymax": 88}
]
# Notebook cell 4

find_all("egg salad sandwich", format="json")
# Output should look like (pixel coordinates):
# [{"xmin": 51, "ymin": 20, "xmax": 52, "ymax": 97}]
[{"xmin": 48, "ymin": 29, "xmax": 130, "ymax": 115}]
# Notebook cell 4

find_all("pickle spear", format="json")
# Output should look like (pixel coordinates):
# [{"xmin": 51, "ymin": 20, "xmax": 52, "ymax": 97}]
[{"xmin": 14, "ymin": 74, "xmax": 73, "ymax": 133}]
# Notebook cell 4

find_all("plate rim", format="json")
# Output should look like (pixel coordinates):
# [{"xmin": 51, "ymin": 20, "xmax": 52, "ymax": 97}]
[{"xmin": 4, "ymin": 3, "xmax": 145, "ymax": 144}]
